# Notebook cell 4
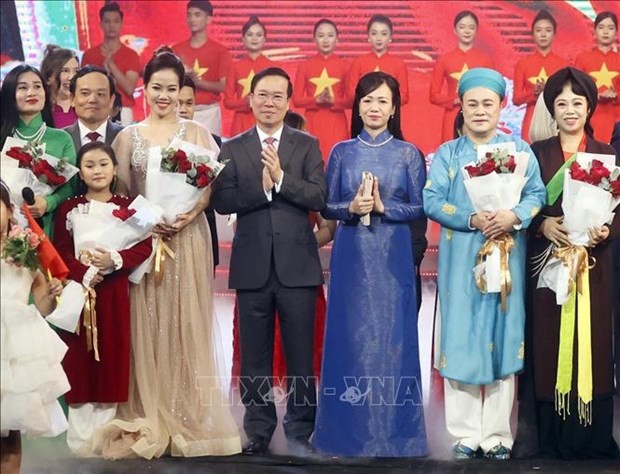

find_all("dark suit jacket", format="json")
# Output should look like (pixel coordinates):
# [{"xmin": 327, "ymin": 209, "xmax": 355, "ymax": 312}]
[
  {"xmin": 63, "ymin": 120, "xmax": 123, "ymax": 152},
  {"xmin": 212, "ymin": 125, "xmax": 326, "ymax": 290}
]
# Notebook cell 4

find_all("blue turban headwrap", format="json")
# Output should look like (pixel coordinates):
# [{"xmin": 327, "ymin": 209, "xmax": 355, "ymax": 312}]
[{"xmin": 458, "ymin": 67, "xmax": 506, "ymax": 101}]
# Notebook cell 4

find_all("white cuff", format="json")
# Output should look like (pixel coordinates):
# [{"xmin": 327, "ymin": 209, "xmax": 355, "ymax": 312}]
[
  {"xmin": 110, "ymin": 250, "xmax": 123, "ymax": 270},
  {"xmin": 264, "ymin": 189, "xmax": 273, "ymax": 202},
  {"xmin": 82, "ymin": 265, "xmax": 99, "ymax": 288},
  {"xmin": 274, "ymin": 171, "xmax": 284, "ymax": 193},
  {"xmin": 468, "ymin": 213, "xmax": 476, "ymax": 231}
]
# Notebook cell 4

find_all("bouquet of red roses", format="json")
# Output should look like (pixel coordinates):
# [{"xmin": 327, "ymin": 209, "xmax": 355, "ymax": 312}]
[
  {"xmin": 1, "ymin": 137, "xmax": 78, "ymax": 206},
  {"xmin": 538, "ymin": 153, "xmax": 620, "ymax": 305},
  {"xmin": 160, "ymin": 148, "xmax": 218, "ymax": 189},
  {"xmin": 146, "ymin": 137, "xmax": 223, "ymax": 223},
  {"xmin": 561, "ymin": 153, "xmax": 620, "ymax": 245}
]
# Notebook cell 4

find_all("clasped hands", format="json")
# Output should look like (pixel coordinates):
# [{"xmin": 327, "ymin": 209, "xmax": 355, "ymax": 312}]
[
  {"xmin": 540, "ymin": 216, "xmax": 609, "ymax": 247},
  {"xmin": 87, "ymin": 247, "xmax": 116, "ymax": 287},
  {"xmin": 348, "ymin": 177, "xmax": 384, "ymax": 216},
  {"xmin": 154, "ymin": 212, "xmax": 197, "ymax": 241},
  {"xmin": 262, "ymin": 144, "xmax": 283, "ymax": 192},
  {"xmin": 470, "ymin": 210, "xmax": 520, "ymax": 240}
]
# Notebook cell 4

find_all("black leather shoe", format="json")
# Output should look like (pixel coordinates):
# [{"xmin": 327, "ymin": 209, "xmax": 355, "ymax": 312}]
[{"xmin": 242, "ymin": 438, "xmax": 269, "ymax": 455}]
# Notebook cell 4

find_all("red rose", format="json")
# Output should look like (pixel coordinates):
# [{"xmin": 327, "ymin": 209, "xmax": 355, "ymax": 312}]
[
  {"xmin": 464, "ymin": 165, "xmax": 480, "ymax": 177},
  {"xmin": 7, "ymin": 147, "xmax": 33, "ymax": 167},
  {"xmin": 112, "ymin": 207, "xmax": 137, "ymax": 221},
  {"xmin": 178, "ymin": 159, "xmax": 192, "ymax": 173},
  {"xmin": 588, "ymin": 159, "xmax": 610, "ymax": 185},
  {"xmin": 569, "ymin": 161, "xmax": 590, "ymax": 183},
  {"xmin": 504, "ymin": 157, "xmax": 516, "ymax": 173},
  {"xmin": 610, "ymin": 178, "xmax": 620, "ymax": 197},
  {"xmin": 479, "ymin": 159, "xmax": 497, "ymax": 176},
  {"xmin": 196, "ymin": 174, "xmax": 212, "ymax": 188},
  {"xmin": 172, "ymin": 150, "xmax": 187, "ymax": 163}
]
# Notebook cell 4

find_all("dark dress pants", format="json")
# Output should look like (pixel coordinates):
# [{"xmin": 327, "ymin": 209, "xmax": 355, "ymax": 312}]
[{"xmin": 237, "ymin": 265, "xmax": 317, "ymax": 443}]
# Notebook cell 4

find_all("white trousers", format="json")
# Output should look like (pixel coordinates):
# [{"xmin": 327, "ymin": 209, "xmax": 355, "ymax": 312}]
[
  {"xmin": 120, "ymin": 107, "xmax": 133, "ymax": 126},
  {"xmin": 444, "ymin": 375, "xmax": 515, "ymax": 452},
  {"xmin": 67, "ymin": 403, "xmax": 117, "ymax": 454},
  {"xmin": 194, "ymin": 103, "xmax": 222, "ymax": 136}
]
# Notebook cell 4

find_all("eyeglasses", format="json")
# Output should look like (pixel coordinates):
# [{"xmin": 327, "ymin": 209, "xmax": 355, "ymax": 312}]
[{"xmin": 253, "ymin": 91, "xmax": 288, "ymax": 105}]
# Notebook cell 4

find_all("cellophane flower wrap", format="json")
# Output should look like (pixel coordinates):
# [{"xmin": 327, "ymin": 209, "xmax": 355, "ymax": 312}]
[
  {"xmin": 461, "ymin": 142, "xmax": 530, "ymax": 309},
  {"xmin": 68, "ymin": 196, "xmax": 162, "ymax": 260},
  {"xmin": 1, "ymin": 137, "xmax": 79, "ymax": 205},
  {"xmin": 538, "ymin": 152, "xmax": 620, "ymax": 304},
  {"xmin": 145, "ymin": 137, "xmax": 223, "ymax": 224}
]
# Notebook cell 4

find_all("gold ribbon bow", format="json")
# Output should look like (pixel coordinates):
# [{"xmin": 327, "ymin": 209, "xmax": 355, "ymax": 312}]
[
  {"xmin": 475, "ymin": 234, "xmax": 515, "ymax": 312},
  {"xmin": 154, "ymin": 237, "xmax": 175, "ymax": 284},
  {"xmin": 553, "ymin": 245, "xmax": 595, "ymax": 425}
]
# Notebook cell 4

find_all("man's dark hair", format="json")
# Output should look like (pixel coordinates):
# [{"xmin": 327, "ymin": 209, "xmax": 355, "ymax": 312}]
[
  {"xmin": 99, "ymin": 2, "xmax": 123, "ymax": 21},
  {"xmin": 182, "ymin": 75, "xmax": 197, "ymax": 92},
  {"xmin": 69, "ymin": 65, "xmax": 116, "ymax": 97},
  {"xmin": 250, "ymin": 67, "xmax": 293, "ymax": 98},
  {"xmin": 187, "ymin": 0, "xmax": 213, "ymax": 16}
]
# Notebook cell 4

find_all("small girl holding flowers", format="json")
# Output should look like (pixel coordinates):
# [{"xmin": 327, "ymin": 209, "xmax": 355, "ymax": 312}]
[
  {"xmin": 53, "ymin": 142, "xmax": 152, "ymax": 455},
  {"xmin": 0, "ymin": 180, "xmax": 67, "ymax": 474}
]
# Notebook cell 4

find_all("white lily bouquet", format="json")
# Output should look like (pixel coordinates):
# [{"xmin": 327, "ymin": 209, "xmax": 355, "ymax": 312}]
[
  {"xmin": 1, "ymin": 137, "xmax": 79, "ymax": 206},
  {"xmin": 461, "ymin": 142, "xmax": 530, "ymax": 311},
  {"xmin": 537, "ymin": 153, "xmax": 620, "ymax": 305},
  {"xmin": 145, "ymin": 137, "xmax": 224, "ymax": 224}
]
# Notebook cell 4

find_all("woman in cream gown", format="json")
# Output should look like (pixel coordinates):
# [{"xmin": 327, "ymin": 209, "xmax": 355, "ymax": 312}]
[{"xmin": 93, "ymin": 48, "xmax": 240, "ymax": 459}]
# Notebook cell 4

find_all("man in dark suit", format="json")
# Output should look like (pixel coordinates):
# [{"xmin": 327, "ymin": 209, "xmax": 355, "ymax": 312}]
[
  {"xmin": 64, "ymin": 65, "xmax": 123, "ymax": 151},
  {"xmin": 212, "ymin": 67, "xmax": 326, "ymax": 455}
]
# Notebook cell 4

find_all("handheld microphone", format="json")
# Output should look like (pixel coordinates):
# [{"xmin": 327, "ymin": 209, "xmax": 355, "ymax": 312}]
[{"xmin": 22, "ymin": 187, "xmax": 45, "ymax": 228}]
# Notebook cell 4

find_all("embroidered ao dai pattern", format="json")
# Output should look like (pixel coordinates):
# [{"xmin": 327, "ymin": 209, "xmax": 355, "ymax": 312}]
[
  {"xmin": 313, "ymin": 129, "xmax": 428, "ymax": 457},
  {"xmin": 423, "ymin": 135, "xmax": 546, "ymax": 386}
]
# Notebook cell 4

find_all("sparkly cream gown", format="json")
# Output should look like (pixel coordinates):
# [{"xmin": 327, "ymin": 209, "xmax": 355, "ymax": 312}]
[{"xmin": 93, "ymin": 121, "xmax": 241, "ymax": 459}]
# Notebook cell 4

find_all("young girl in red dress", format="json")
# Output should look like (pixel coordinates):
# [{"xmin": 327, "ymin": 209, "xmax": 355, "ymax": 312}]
[
  {"xmin": 575, "ymin": 11, "xmax": 619, "ymax": 142},
  {"xmin": 293, "ymin": 19, "xmax": 350, "ymax": 162},
  {"xmin": 53, "ymin": 142, "xmax": 152, "ymax": 455},
  {"xmin": 429, "ymin": 10, "xmax": 493, "ymax": 142},
  {"xmin": 224, "ymin": 16, "xmax": 274, "ymax": 136}
]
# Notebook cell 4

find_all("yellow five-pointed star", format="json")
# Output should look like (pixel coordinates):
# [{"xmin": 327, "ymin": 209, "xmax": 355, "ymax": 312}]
[
  {"xmin": 238, "ymin": 69, "xmax": 255, "ymax": 98},
  {"xmin": 589, "ymin": 62, "xmax": 619, "ymax": 89},
  {"xmin": 192, "ymin": 59, "xmax": 208, "ymax": 78},
  {"xmin": 450, "ymin": 63, "xmax": 469, "ymax": 81},
  {"xmin": 527, "ymin": 66, "xmax": 549, "ymax": 85},
  {"xmin": 374, "ymin": 65, "xmax": 381, "ymax": 72},
  {"xmin": 309, "ymin": 67, "xmax": 341, "ymax": 97}
]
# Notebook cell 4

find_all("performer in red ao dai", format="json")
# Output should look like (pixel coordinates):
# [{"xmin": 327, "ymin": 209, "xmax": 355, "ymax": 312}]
[
  {"xmin": 430, "ymin": 10, "xmax": 493, "ymax": 143},
  {"xmin": 224, "ymin": 16, "xmax": 274, "ymax": 136},
  {"xmin": 293, "ymin": 19, "xmax": 350, "ymax": 161},
  {"xmin": 513, "ymin": 10, "xmax": 568, "ymax": 142},
  {"xmin": 574, "ymin": 11, "xmax": 620, "ymax": 142}
]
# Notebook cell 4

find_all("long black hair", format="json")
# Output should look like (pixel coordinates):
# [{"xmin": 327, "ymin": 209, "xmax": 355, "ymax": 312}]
[
  {"xmin": 350, "ymin": 71, "xmax": 403, "ymax": 140},
  {"xmin": 0, "ymin": 64, "xmax": 54, "ymax": 149}
]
